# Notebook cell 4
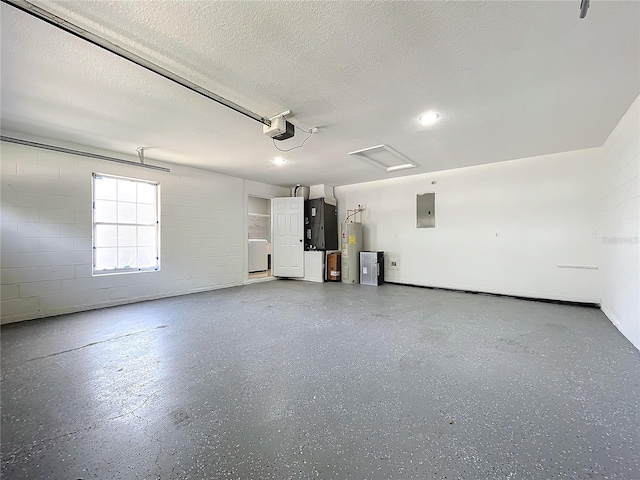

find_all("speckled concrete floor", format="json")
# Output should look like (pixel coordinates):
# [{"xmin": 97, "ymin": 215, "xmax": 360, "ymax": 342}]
[{"xmin": 1, "ymin": 281, "xmax": 639, "ymax": 479}]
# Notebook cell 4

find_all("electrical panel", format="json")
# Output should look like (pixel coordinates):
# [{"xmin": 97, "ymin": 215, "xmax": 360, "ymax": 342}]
[{"xmin": 417, "ymin": 193, "xmax": 435, "ymax": 228}]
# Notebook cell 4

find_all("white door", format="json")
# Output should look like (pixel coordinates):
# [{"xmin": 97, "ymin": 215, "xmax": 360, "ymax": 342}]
[{"xmin": 273, "ymin": 197, "xmax": 304, "ymax": 277}]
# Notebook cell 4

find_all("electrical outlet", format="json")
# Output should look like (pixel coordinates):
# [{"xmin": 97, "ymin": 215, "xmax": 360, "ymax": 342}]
[{"xmin": 389, "ymin": 259, "xmax": 399, "ymax": 270}]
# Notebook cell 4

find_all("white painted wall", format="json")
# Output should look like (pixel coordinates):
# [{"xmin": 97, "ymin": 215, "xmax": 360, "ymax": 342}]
[
  {"xmin": 335, "ymin": 148, "xmax": 603, "ymax": 303},
  {"xmin": 0, "ymin": 140, "xmax": 284, "ymax": 323},
  {"xmin": 600, "ymin": 95, "xmax": 640, "ymax": 349}
]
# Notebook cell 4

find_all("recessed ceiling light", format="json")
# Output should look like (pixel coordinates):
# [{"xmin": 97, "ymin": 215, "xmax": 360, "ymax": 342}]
[
  {"xmin": 418, "ymin": 111, "xmax": 440, "ymax": 126},
  {"xmin": 272, "ymin": 157, "xmax": 288, "ymax": 166}
]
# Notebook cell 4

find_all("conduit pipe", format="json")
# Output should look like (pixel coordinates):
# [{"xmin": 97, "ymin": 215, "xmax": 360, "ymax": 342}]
[
  {"xmin": 2, "ymin": 0, "xmax": 272, "ymax": 127},
  {"xmin": 1, "ymin": 136, "xmax": 171, "ymax": 173}
]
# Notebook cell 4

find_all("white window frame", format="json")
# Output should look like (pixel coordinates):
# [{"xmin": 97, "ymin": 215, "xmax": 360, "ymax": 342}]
[{"xmin": 92, "ymin": 173, "xmax": 161, "ymax": 275}]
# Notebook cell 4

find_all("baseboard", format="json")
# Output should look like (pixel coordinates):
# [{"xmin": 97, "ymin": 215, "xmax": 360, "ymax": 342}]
[
  {"xmin": 0, "ymin": 282, "xmax": 243, "ymax": 326},
  {"xmin": 385, "ymin": 281, "xmax": 600, "ymax": 308},
  {"xmin": 601, "ymin": 305, "xmax": 640, "ymax": 351}
]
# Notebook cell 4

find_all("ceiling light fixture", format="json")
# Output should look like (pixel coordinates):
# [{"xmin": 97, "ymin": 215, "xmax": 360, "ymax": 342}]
[
  {"xmin": 272, "ymin": 157, "xmax": 288, "ymax": 166},
  {"xmin": 418, "ymin": 111, "xmax": 440, "ymax": 126}
]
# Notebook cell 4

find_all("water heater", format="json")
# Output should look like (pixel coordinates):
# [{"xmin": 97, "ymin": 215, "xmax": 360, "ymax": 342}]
[{"xmin": 341, "ymin": 222, "xmax": 363, "ymax": 284}]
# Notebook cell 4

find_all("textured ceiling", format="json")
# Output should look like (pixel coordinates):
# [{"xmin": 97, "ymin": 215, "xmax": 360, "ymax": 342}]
[{"xmin": 1, "ymin": 1, "xmax": 639, "ymax": 187}]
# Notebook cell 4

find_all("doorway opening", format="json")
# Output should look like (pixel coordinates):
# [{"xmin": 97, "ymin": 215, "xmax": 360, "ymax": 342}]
[{"xmin": 247, "ymin": 195, "xmax": 272, "ymax": 281}]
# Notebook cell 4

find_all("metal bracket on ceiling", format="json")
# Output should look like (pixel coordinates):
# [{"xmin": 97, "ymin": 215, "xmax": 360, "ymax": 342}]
[
  {"xmin": 269, "ymin": 110, "xmax": 291, "ymax": 121},
  {"xmin": 136, "ymin": 146, "xmax": 145, "ymax": 164},
  {"xmin": 579, "ymin": 0, "xmax": 590, "ymax": 18}
]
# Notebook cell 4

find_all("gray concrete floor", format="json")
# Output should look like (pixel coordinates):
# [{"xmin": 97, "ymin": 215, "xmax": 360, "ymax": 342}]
[{"xmin": 1, "ymin": 281, "xmax": 639, "ymax": 480}]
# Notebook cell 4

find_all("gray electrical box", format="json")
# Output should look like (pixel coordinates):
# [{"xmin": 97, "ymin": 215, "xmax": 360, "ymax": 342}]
[
  {"xmin": 360, "ymin": 251, "xmax": 384, "ymax": 286},
  {"xmin": 417, "ymin": 193, "xmax": 435, "ymax": 228}
]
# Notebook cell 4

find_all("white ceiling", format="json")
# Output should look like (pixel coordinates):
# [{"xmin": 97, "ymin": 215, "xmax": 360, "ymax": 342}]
[{"xmin": 1, "ymin": 1, "xmax": 639, "ymax": 187}]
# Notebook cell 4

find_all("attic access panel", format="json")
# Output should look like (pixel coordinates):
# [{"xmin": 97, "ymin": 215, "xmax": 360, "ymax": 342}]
[
  {"xmin": 348, "ymin": 144, "xmax": 418, "ymax": 172},
  {"xmin": 417, "ymin": 193, "xmax": 435, "ymax": 228}
]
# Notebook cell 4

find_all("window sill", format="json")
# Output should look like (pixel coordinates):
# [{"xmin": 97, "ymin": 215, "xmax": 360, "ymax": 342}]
[{"xmin": 92, "ymin": 267, "xmax": 161, "ymax": 277}]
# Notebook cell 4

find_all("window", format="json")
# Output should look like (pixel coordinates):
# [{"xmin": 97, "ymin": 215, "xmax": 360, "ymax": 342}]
[{"xmin": 92, "ymin": 173, "xmax": 160, "ymax": 275}]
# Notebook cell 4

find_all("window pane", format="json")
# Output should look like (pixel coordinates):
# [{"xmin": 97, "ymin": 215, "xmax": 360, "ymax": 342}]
[
  {"xmin": 118, "ymin": 247, "xmax": 137, "ymax": 269},
  {"xmin": 95, "ymin": 225, "xmax": 117, "ymax": 247},
  {"xmin": 138, "ymin": 247, "xmax": 157, "ymax": 268},
  {"xmin": 93, "ymin": 174, "xmax": 160, "ymax": 275},
  {"xmin": 94, "ymin": 200, "xmax": 116, "ymax": 223},
  {"xmin": 94, "ymin": 176, "xmax": 117, "ymax": 200},
  {"xmin": 137, "ymin": 204, "xmax": 156, "ymax": 225},
  {"xmin": 95, "ymin": 247, "xmax": 117, "ymax": 270},
  {"xmin": 118, "ymin": 225, "xmax": 137, "ymax": 247},
  {"xmin": 138, "ymin": 226, "xmax": 156, "ymax": 247},
  {"xmin": 117, "ymin": 179, "xmax": 137, "ymax": 202},
  {"xmin": 137, "ymin": 182, "xmax": 156, "ymax": 204},
  {"xmin": 117, "ymin": 202, "xmax": 137, "ymax": 223}
]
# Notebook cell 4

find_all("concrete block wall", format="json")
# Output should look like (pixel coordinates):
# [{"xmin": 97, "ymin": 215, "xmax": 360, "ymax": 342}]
[
  {"xmin": 0, "ymin": 140, "xmax": 252, "ymax": 323},
  {"xmin": 600, "ymin": 95, "xmax": 640, "ymax": 349}
]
